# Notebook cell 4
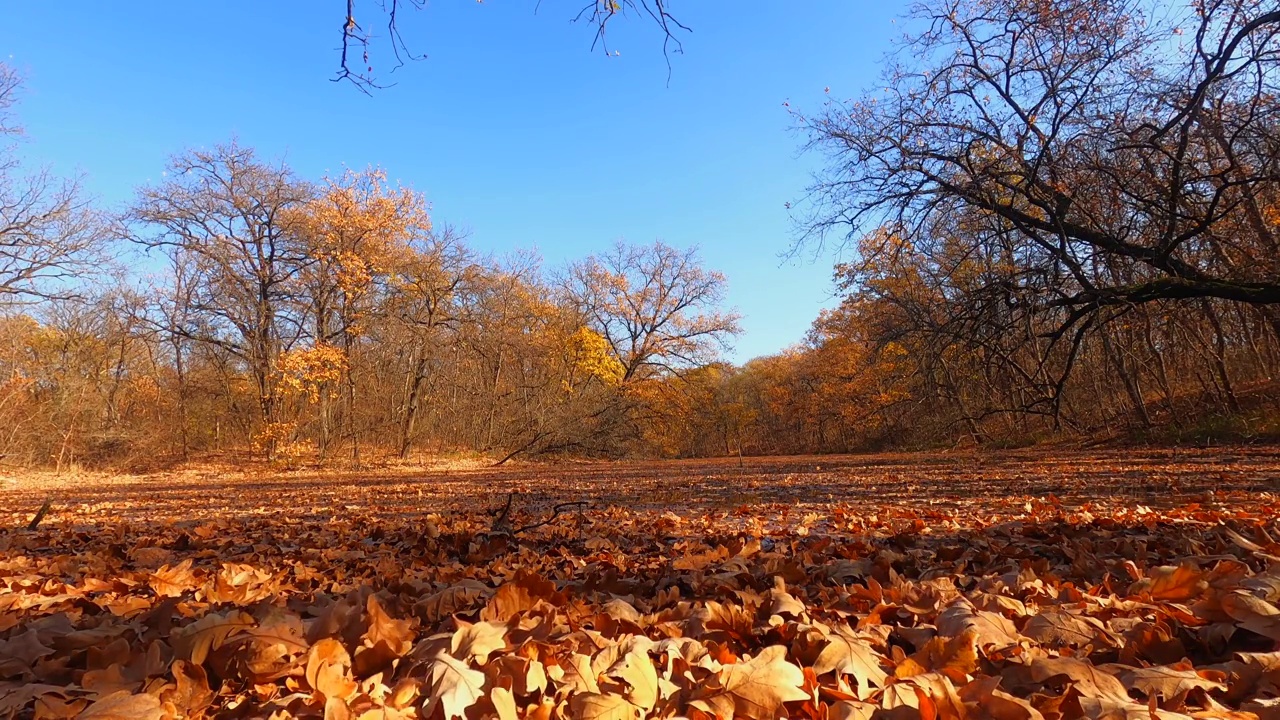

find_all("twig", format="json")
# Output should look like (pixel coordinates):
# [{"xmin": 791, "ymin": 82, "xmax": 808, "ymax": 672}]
[
  {"xmin": 488, "ymin": 492, "xmax": 589, "ymax": 536},
  {"xmin": 491, "ymin": 491, "xmax": 516, "ymax": 532},
  {"xmin": 510, "ymin": 501, "xmax": 589, "ymax": 535},
  {"xmin": 27, "ymin": 497, "xmax": 52, "ymax": 530}
]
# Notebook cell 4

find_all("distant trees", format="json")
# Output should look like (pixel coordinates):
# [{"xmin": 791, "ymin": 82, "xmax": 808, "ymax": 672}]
[
  {"xmin": 7, "ymin": 132, "xmax": 733, "ymax": 466},
  {"xmin": 558, "ymin": 241, "xmax": 742, "ymax": 457},
  {"xmin": 7, "ymin": 0, "xmax": 1280, "ymax": 471},
  {"xmin": 380, "ymin": 225, "xmax": 480, "ymax": 458},
  {"xmin": 564, "ymin": 241, "xmax": 741, "ymax": 382}
]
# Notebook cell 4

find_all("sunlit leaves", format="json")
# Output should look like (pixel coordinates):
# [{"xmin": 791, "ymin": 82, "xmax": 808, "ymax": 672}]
[
  {"xmin": 288, "ymin": 167, "xmax": 430, "ymax": 310},
  {"xmin": 4, "ymin": 453, "xmax": 1280, "ymax": 716}
]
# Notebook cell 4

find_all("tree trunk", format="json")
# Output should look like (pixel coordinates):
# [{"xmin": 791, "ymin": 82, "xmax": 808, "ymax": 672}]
[
  {"xmin": 1102, "ymin": 330, "xmax": 1152, "ymax": 428},
  {"xmin": 485, "ymin": 351, "xmax": 504, "ymax": 449},
  {"xmin": 1200, "ymin": 300, "xmax": 1241, "ymax": 413},
  {"xmin": 398, "ymin": 349, "xmax": 429, "ymax": 459},
  {"xmin": 172, "ymin": 336, "xmax": 190, "ymax": 459}
]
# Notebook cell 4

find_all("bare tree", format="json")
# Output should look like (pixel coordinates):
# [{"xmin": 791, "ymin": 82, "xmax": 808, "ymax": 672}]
[
  {"xmin": 383, "ymin": 225, "xmax": 482, "ymax": 458},
  {"xmin": 795, "ymin": 0, "xmax": 1280, "ymax": 422},
  {"xmin": 332, "ymin": 0, "xmax": 691, "ymax": 91},
  {"xmin": 124, "ymin": 143, "xmax": 312, "ymax": 446},
  {"xmin": 563, "ymin": 241, "xmax": 741, "ymax": 382},
  {"xmin": 801, "ymin": 0, "xmax": 1280, "ymax": 308},
  {"xmin": 0, "ymin": 63, "xmax": 108, "ymax": 305}
]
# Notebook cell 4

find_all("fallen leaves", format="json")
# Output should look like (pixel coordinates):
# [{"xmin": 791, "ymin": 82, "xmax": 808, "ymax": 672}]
[
  {"xmin": 569, "ymin": 691, "xmax": 642, "ymax": 720},
  {"xmin": 3, "ymin": 451, "xmax": 1280, "ymax": 718},
  {"xmin": 812, "ymin": 627, "xmax": 889, "ymax": 695},
  {"xmin": 76, "ymin": 690, "xmax": 165, "ymax": 720},
  {"xmin": 1132, "ymin": 562, "xmax": 1208, "ymax": 603},
  {"xmin": 691, "ymin": 646, "xmax": 810, "ymax": 719},
  {"xmin": 423, "ymin": 651, "xmax": 486, "ymax": 719},
  {"xmin": 308, "ymin": 637, "xmax": 359, "ymax": 702},
  {"xmin": 1115, "ymin": 662, "xmax": 1227, "ymax": 699},
  {"xmin": 1031, "ymin": 656, "xmax": 1132, "ymax": 703},
  {"xmin": 449, "ymin": 619, "xmax": 507, "ymax": 666}
]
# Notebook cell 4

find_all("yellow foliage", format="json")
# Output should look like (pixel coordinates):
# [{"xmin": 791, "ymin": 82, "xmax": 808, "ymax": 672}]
[
  {"xmin": 7, "ymin": 315, "xmax": 67, "ymax": 359},
  {"xmin": 125, "ymin": 375, "xmax": 166, "ymax": 408},
  {"xmin": 0, "ymin": 368, "xmax": 33, "ymax": 399},
  {"xmin": 1264, "ymin": 202, "xmax": 1280, "ymax": 228},
  {"xmin": 251, "ymin": 421, "xmax": 311, "ymax": 466},
  {"xmin": 252, "ymin": 421, "xmax": 292, "ymax": 450},
  {"xmin": 277, "ymin": 344, "xmax": 347, "ymax": 402},
  {"xmin": 565, "ymin": 326, "xmax": 624, "ymax": 387}
]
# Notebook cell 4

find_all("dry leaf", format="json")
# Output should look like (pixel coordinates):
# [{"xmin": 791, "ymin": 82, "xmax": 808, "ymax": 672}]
[
  {"xmin": 606, "ymin": 648, "xmax": 659, "ymax": 710},
  {"xmin": 1030, "ymin": 657, "xmax": 1130, "ymax": 703},
  {"xmin": 812, "ymin": 627, "xmax": 889, "ymax": 696},
  {"xmin": 690, "ymin": 645, "xmax": 809, "ymax": 719},
  {"xmin": 449, "ymin": 619, "xmax": 508, "ymax": 665},
  {"xmin": 307, "ymin": 637, "xmax": 359, "ymax": 701},
  {"xmin": 1115, "ymin": 662, "xmax": 1227, "ymax": 698},
  {"xmin": 423, "ymin": 650, "xmax": 486, "ymax": 720},
  {"xmin": 76, "ymin": 691, "xmax": 165, "ymax": 720},
  {"xmin": 568, "ymin": 692, "xmax": 642, "ymax": 720}
]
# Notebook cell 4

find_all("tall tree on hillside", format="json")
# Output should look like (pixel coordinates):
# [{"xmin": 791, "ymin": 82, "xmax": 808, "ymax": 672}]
[{"xmin": 125, "ymin": 143, "xmax": 312, "ymax": 455}]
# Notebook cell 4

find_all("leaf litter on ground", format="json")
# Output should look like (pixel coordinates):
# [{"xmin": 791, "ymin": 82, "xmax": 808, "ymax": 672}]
[{"xmin": 2, "ymin": 449, "xmax": 1280, "ymax": 718}]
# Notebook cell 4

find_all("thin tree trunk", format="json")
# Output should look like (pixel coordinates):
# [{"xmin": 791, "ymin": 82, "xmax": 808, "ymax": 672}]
[
  {"xmin": 485, "ymin": 351, "xmax": 504, "ymax": 449},
  {"xmin": 1102, "ymin": 330, "xmax": 1152, "ymax": 428},
  {"xmin": 345, "ymin": 335, "xmax": 360, "ymax": 467},
  {"xmin": 1200, "ymin": 300, "xmax": 1241, "ymax": 413},
  {"xmin": 171, "ymin": 336, "xmax": 190, "ymax": 459},
  {"xmin": 398, "ymin": 348, "xmax": 429, "ymax": 459},
  {"xmin": 1140, "ymin": 310, "xmax": 1175, "ymax": 416}
]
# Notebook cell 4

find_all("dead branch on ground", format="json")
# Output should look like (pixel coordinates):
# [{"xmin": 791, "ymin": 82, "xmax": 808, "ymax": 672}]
[
  {"xmin": 26, "ymin": 497, "xmax": 51, "ymax": 530},
  {"xmin": 488, "ymin": 491, "xmax": 588, "ymax": 536}
]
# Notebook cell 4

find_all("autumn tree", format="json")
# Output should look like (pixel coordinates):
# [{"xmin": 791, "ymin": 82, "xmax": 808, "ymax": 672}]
[
  {"xmin": 126, "ymin": 143, "xmax": 312, "ymax": 456},
  {"xmin": 559, "ymin": 241, "xmax": 741, "ymax": 454},
  {"xmin": 801, "ymin": 0, "xmax": 1280, "ymax": 307},
  {"xmin": 144, "ymin": 252, "xmax": 205, "ymax": 459},
  {"xmin": 795, "ymin": 0, "xmax": 1280, "ymax": 430},
  {"xmin": 563, "ymin": 241, "xmax": 740, "ymax": 383},
  {"xmin": 380, "ymin": 225, "xmax": 482, "ymax": 458},
  {"xmin": 286, "ymin": 168, "xmax": 430, "ymax": 462},
  {"xmin": 452, "ymin": 254, "xmax": 624, "ymax": 462}
]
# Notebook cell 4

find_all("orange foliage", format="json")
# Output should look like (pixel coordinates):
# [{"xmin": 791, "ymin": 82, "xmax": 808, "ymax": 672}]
[
  {"xmin": 296, "ymin": 169, "xmax": 428, "ymax": 285},
  {"xmin": 278, "ymin": 343, "xmax": 348, "ymax": 402}
]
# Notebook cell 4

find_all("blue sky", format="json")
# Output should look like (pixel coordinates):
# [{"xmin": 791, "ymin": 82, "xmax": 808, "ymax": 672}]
[{"xmin": 2, "ymin": 2, "xmax": 900, "ymax": 361}]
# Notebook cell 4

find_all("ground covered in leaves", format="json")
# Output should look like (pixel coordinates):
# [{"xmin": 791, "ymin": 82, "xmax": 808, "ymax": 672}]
[{"xmin": 4, "ymin": 448, "xmax": 1280, "ymax": 719}]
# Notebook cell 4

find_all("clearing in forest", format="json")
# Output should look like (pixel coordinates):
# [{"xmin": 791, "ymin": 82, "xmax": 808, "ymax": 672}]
[{"xmin": 3, "ymin": 449, "xmax": 1280, "ymax": 719}]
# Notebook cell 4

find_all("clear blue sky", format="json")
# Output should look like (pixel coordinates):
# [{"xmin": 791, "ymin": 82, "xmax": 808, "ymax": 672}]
[{"xmin": 2, "ymin": 1, "xmax": 900, "ymax": 361}]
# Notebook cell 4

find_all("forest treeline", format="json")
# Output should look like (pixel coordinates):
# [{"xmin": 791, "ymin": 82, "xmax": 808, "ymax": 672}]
[{"xmin": 4, "ymin": 0, "xmax": 1280, "ymax": 468}]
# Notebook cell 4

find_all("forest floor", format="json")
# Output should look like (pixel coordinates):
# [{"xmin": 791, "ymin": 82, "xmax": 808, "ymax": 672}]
[{"xmin": 3, "ymin": 448, "xmax": 1280, "ymax": 718}]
